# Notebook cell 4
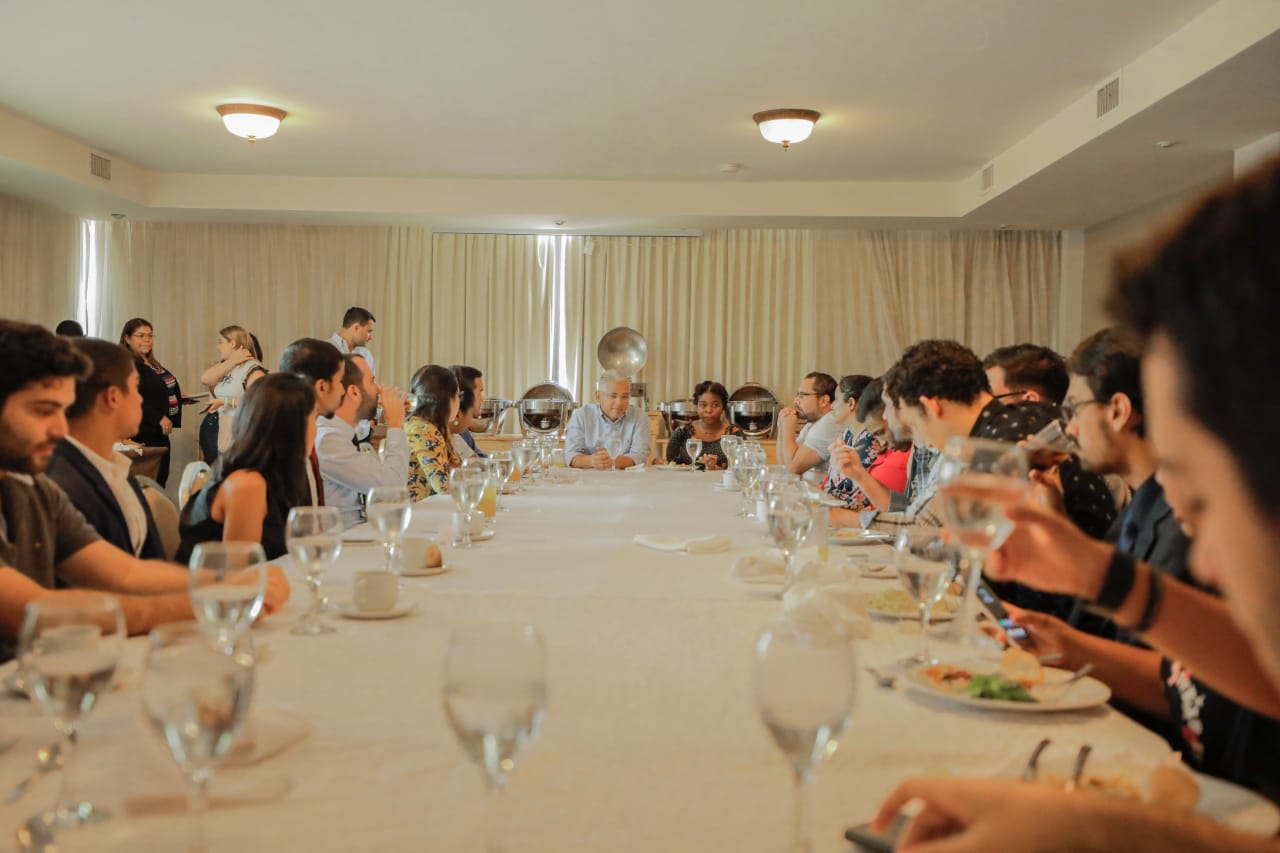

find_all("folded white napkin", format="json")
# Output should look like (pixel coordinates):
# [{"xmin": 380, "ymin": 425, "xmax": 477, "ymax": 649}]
[
  {"xmin": 624, "ymin": 464, "xmax": 647, "ymax": 473},
  {"xmin": 634, "ymin": 534, "xmax": 732, "ymax": 554},
  {"xmin": 783, "ymin": 579, "xmax": 871, "ymax": 639},
  {"xmin": 731, "ymin": 550, "xmax": 787, "ymax": 584}
]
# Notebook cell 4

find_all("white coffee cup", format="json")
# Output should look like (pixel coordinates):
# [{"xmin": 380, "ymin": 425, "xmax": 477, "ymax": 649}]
[
  {"xmin": 353, "ymin": 570, "xmax": 398, "ymax": 612},
  {"xmin": 398, "ymin": 534, "xmax": 440, "ymax": 571}
]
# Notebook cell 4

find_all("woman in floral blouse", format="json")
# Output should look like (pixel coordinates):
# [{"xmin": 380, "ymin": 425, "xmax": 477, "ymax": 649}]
[{"xmin": 405, "ymin": 365, "xmax": 460, "ymax": 500}]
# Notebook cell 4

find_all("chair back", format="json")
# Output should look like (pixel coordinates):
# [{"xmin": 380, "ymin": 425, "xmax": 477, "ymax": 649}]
[
  {"xmin": 178, "ymin": 461, "xmax": 212, "ymax": 509},
  {"xmin": 137, "ymin": 476, "xmax": 181, "ymax": 560}
]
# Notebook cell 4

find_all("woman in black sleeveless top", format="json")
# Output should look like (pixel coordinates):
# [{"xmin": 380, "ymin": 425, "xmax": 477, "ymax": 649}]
[{"xmin": 177, "ymin": 373, "xmax": 314, "ymax": 563}]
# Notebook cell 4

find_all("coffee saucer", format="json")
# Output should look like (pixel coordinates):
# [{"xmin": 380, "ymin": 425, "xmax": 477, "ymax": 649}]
[
  {"xmin": 401, "ymin": 565, "xmax": 449, "ymax": 578},
  {"xmin": 338, "ymin": 601, "xmax": 418, "ymax": 620}
]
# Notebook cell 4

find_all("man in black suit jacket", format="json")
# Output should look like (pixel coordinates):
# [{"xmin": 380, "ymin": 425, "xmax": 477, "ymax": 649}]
[{"xmin": 45, "ymin": 338, "xmax": 166, "ymax": 560}]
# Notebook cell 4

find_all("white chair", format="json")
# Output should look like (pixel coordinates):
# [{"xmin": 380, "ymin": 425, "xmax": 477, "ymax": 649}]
[
  {"xmin": 137, "ymin": 476, "xmax": 181, "ymax": 560},
  {"xmin": 178, "ymin": 461, "xmax": 211, "ymax": 510}
]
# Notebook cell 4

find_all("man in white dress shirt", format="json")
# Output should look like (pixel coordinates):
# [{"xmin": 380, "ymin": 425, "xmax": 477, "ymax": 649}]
[
  {"xmin": 315, "ymin": 354, "xmax": 409, "ymax": 522},
  {"xmin": 564, "ymin": 371, "xmax": 651, "ymax": 470}
]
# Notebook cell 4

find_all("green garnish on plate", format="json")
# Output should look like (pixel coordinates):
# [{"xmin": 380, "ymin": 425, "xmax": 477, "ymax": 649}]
[{"xmin": 965, "ymin": 674, "xmax": 1037, "ymax": 702}]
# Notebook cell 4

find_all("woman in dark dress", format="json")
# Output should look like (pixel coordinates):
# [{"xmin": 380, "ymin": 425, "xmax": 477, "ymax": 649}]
[
  {"xmin": 120, "ymin": 317, "xmax": 182, "ymax": 485},
  {"xmin": 176, "ymin": 373, "xmax": 315, "ymax": 563},
  {"xmin": 665, "ymin": 380, "xmax": 741, "ymax": 470}
]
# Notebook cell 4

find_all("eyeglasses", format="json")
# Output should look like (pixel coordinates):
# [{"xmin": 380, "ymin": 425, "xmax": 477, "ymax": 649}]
[
  {"xmin": 794, "ymin": 391, "xmax": 819, "ymax": 399},
  {"xmin": 1060, "ymin": 399, "xmax": 1105, "ymax": 421},
  {"xmin": 994, "ymin": 391, "xmax": 1025, "ymax": 402}
]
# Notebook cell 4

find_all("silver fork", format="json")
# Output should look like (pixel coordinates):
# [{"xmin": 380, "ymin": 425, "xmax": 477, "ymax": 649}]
[
  {"xmin": 1020, "ymin": 737, "xmax": 1051, "ymax": 781},
  {"xmin": 1065, "ymin": 744, "xmax": 1093, "ymax": 791}
]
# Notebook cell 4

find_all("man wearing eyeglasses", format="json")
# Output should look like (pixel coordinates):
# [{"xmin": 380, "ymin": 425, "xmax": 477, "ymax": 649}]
[
  {"xmin": 982, "ymin": 344, "xmax": 1069, "ymax": 405},
  {"xmin": 777, "ymin": 371, "xmax": 838, "ymax": 477}
]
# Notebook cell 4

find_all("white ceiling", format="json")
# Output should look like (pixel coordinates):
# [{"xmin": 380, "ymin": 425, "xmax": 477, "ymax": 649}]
[
  {"xmin": 2, "ymin": 0, "xmax": 1278, "ymax": 232},
  {"xmin": 0, "ymin": 0, "xmax": 1215, "ymax": 183}
]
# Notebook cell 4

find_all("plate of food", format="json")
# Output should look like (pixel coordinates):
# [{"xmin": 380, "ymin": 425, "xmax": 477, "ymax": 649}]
[
  {"xmin": 829, "ymin": 529, "xmax": 893, "ymax": 547},
  {"xmin": 904, "ymin": 648, "xmax": 1111, "ymax": 712},
  {"xmin": 1009, "ymin": 746, "xmax": 1280, "ymax": 836},
  {"xmin": 865, "ymin": 588, "xmax": 959, "ymax": 621}
]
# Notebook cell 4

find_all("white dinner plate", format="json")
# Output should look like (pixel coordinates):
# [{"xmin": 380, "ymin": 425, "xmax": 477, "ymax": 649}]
[
  {"xmin": 400, "ymin": 565, "xmax": 449, "ymax": 578},
  {"xmin": 856, "ymin": 562, "xmax": 896, "ymax": 579},
  {"xmin": 903, "ymin": 662, "xmax": 1111, "ymax": 712},
  {"xmin": 829, "ymin": 529, "xmax": 893, "ymax": 547},
  {"xmin": 338, "ymin": 601, "xmax": 418, "ymax": 620}
]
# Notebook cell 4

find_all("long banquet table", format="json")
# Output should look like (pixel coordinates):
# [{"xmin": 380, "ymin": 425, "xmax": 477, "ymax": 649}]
[{"xmin": 0, "ymin": 469, "xmax": 1189, "ymax": 850}]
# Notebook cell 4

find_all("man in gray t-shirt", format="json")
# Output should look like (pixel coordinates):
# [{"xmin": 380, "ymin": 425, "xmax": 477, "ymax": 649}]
[
  {"xmin": 0, "ymin": 323, "xmax": 290, "ymax": 662},
  {"xmin": 777, "ymin": 371, "xmax": 838, "ymax": 476}
]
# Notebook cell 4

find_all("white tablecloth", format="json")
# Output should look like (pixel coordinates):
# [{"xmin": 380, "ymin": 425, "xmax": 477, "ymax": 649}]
[{"xmin": 0, "ymin": 470, "xmax": 1175, "ymax": 851}]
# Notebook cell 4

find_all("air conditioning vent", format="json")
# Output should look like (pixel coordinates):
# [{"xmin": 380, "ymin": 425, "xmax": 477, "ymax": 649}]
[
  {"xmin": 90, "ymin": 153, "xmax": 111, "ymax": 181},
  {"xmin": 980, "ymin": 164, "xmax": 995, "ymax": 193},
  {"xmin": 1097, "ymin": 77, "xmax": 1120, "ymax": 117}
]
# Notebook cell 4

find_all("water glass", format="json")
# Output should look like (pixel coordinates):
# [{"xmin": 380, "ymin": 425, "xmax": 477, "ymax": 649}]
[
  {"xmin": 755, "ymin": 620, "xmax": 856, "ymax": 853},
  {"xmin": 935, "ymin": 437, "xmax": 1029, "ymax": 648},
  {"xmin": 893, "ymin": 528, "xmax": 962, "ymax": 665},
  {"xmin": 18, "ymin": 595, "xmax": 126, "ymax": 836},
  {"xmin": 721, "ymin": 434, "xmax": 743, "ymax": 469},
  {"xmin": 490, "ymin": 451, "xmax": 515, "ymax": 510},
  {"xmin": 767, "ymin": 495, "xmax": 814, "ymax": 587},
  {"xmin": 510, "ymin": 442, "xmax": 534, "ymax": 492},
  {"xmin": 686, "ymin": 437, "xmax": 703, "ymax": 468},
  {"xmin": 188, "ymin": 541, "xmax": 267, "ymax": 656},
  {"xmin": 367, "ymin": 486, "xmax": 412, "ymax": 574},
  {"xmin": 142, "ymin": 625, "xmax": 253, "ymax": 852},
  {"xmin": 450, "ymin": 467, "xmax": 486, "ymax": 548},
  {"xmin": 285, "ymin": 506, "xmax": 343, "ymax": 635},
  {"xmin": 443, "ymin": 624, "xmax": 547, "ymax": 853}
]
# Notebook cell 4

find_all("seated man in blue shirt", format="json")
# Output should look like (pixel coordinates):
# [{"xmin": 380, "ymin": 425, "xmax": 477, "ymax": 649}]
[{"xmin": 564, "ymin": 371, "xmax": 651, "ymax": 470}]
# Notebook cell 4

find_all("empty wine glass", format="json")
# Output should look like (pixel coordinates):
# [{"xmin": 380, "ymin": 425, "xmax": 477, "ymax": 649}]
[
  {"xmin": 734, "ymin": 447, "xmax": 767, "ymax": 517},
  {"xmin": 515, "ymin": 439, "xmax": 542, "ymax": 485},
  {"xmin": 603, "ymin": 437, "xmax": 625, "ymax": 468},
  {"xmin": 188, "ymin": 541, "xmax": 267, "ymax": 656},
  {"xmin": 935, "ymin": 437, "xmax": 1029, "ymax": 649},
  {"xmin": 142, "ymin": 625, "xmax": 253, "ymax": 852},
  {"xmin": 686, "ymin": 436, "xmax": 703, "ymax": 469},
  {"xmin": 721, "ymin": 434, "xmax": 743, "ymax": 469},
  {"xmin": 755, "ymin": 620, "xmax": 856, "ymax": 853},
  {"xmin": 450, "ymin": 467, "xmax": 486, "ymax": 548},
  {"xmin": 490, "ymin": 451, "xmax": 515, "ymax": 510},
  {"xmin": 18, "ymin": 595, "xmax": 126, "ymax": 837},
  {"xmin": 768, "ymin": 494, "xmax": 814, "ymax": 587},
  {"xmin": 367, "ymin": 486, "xmax": 412, "ymax": 573},
  {"xmin": 443, "ymin": 624, "xmax": 547, "ymax": 853},
  {"xmin": 893, "ymin": 528, "xmax": 962, "ymax": 665},
  {"xmin": 285, "ymin": 506, "xmax": 343, "ymax": 636}
]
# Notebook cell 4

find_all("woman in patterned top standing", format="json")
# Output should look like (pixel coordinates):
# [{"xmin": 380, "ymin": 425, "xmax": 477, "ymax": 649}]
[
  {"xmin": 405, "ymin": 364, "xmax": 460, "ymax": 499},
  {"xmin": 120, "ymin": 317, "xmax": 182, "ymax": 486}
]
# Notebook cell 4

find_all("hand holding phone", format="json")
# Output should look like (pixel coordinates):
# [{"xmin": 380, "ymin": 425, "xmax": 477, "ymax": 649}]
[{"xmin": 974, "ymin": 579, "xmax": 1031, "ymax": 647}]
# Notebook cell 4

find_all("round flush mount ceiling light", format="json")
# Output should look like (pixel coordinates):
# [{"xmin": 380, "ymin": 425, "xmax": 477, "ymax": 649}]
[
  {"xmin": 216, "ymin": 103, "xmax": 287, "ymax": 142},
  {"xmin": 752, "ymin": 108, "xmax": 821, "ymax": 151}
]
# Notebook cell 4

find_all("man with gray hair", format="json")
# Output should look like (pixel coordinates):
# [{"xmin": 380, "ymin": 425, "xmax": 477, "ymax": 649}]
[{"xmin": 563, "ymin": 371, "xmax": 651, "ymax": 470}]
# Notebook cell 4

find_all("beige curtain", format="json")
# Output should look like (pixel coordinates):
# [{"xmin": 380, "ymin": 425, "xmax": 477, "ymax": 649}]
[
  {"xmin": 95, "ymin": 224, "xmax": 1061, "ymax": 410},
  {"xmin": 0, "ymin": 193, "xmax": 80, "ymax": 327},
  {"xmin": 98, "ymin": 221, "xmax": 432, "ymax": 390}
]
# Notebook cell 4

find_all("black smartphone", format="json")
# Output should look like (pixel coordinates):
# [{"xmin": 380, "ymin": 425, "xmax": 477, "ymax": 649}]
[
  {"xmin": 974, "ymin": 579, "xmax": 1031, "ymax": 647},
  {"xmin": 845, "ymin": 815, "xmax": 907, "ymax": 852}
]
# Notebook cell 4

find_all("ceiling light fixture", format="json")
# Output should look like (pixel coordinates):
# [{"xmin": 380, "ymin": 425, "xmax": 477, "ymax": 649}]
[
  {"xmin": 216, "ymin": 103, "xmax": 287, "ymax": 142},
  {"xmin": 752, "ymin": 108, "xmax": 821, "ymax": 151}
]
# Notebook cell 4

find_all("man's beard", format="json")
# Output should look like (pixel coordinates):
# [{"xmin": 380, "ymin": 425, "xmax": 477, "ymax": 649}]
[{"xmin": 0, "ymin": 441, "xmax": 50, "ymax": 474}]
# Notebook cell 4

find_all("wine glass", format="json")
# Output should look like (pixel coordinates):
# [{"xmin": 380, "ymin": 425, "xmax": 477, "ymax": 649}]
[
  {"xmin": 686, "ymin": 437, "xmax": 703, "ymax": 469},
  {"xmin": 754, "ymin": 620, "xmax": 856, "ymax": 853},
  {"xmin": 285, "ymin": 506, "xmax": 343, "ymax": 636},
  {"xmin": 450, "ymin": 467, "xmax": 486, "ymax": 548},
  {"xmin": 516, "ymin": 439, "xmax": 542, "ymax": 485},
  {"xmin": 443, "ymin": 624, "xmax": 547, "ymax": 853},
  {"xmin": 935, "ymin": 437, "xmax": 1029, "ymax": 650},
  {"xmin": 367, "ymin": 486, "xmax": 412, "ymax": 574},
  {"xmin": 18, "ymin": 595, "xmax": 126, "ymax": 836},
  {"xmin": 465, "ymin": 457, "xmax": 500, "ymax": 524},
  {"xmin": 490, "ymin": 451, "xmax": 515, "ymax": 510},
  {"xmin": 603, "ymin": 437, "xmax": 624, "ymax": 468},
  {"xmin": 734, "ymin": 447, "xmax": 767, "ymax": 518},
  {"xmin": 142, "ymin": 624, "xmax": 253, "ymax": 852},
  {"xmin": 188, "ymin": 542, "xmax": 267, "ymax": 656},
  {"xmin": 767, "ymin": 494, "xmax": 814, "ymax": 588},
  {"xmin": 893, "ymin": 528, "xmax": 962, "ymax": 665}
]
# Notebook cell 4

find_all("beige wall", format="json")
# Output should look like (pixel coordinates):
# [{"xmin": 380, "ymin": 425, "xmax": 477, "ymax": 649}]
[{"xmin": 1079, "ymin": 188, "xmax": 1205, "ymax": 337}]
